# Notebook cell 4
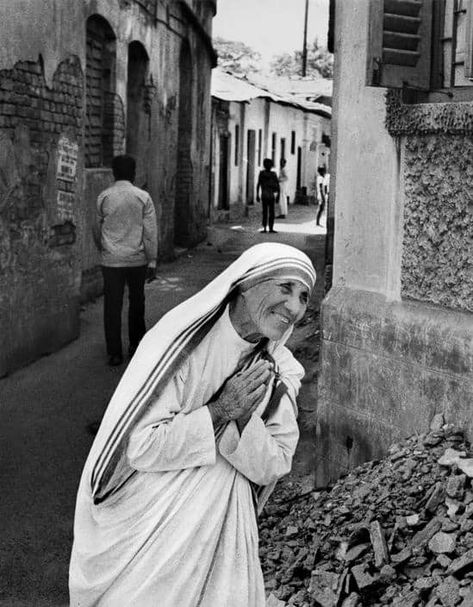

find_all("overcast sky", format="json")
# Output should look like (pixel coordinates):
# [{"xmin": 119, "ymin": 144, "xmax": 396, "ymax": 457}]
[{"xmin": 213, "ymin": 0, "xmax": 330, "ymax": 65}]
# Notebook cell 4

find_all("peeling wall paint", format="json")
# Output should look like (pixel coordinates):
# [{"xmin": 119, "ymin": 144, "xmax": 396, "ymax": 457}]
[
  {"xmin": 0, "ymin": 55, "xmax": 83, "ymax": 376},
  {"xmin": 0, "ymin": 0, "xmax": 215, "ymax": 375}
]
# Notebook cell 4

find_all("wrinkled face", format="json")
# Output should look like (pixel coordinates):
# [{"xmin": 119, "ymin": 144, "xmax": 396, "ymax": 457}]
[{"xmin": 241, "ymin": 278, "xmax": 309, "ymax": 341}]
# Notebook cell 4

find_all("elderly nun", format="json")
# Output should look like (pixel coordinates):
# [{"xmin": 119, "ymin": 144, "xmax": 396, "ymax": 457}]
[{"xmin": 70, "ymin": 242, "xmax": 316, "ymax": 607}]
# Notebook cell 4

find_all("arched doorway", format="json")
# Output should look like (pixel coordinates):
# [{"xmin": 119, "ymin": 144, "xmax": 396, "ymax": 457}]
[
  {"xmin": 126, "ymin": 41, "xmax": 150, "ymax": 187},
  {"xmin": 85, "ymin": 15, "xmax": 116, "ymax": 168},
  {"xmin": 174, "ymin": 40, "xmax": 193, "ymax": 247}
]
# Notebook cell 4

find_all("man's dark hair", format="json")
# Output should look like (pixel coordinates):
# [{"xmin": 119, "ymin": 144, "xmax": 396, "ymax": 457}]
[
  {"xmin": 263, "ymin": 158, "xmax": 273, "ymax": 170},
  {"xmin": 112, "ymin": 155, "xmax": 136, "ymax": 182},
  {"xmin": 317, "ymin": 166, "xmax": 326, "ymax": 176}
]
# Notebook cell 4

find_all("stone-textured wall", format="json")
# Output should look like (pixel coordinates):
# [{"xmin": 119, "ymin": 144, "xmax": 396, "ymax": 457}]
[
  {"xmin": 402, "ymin": 134, "xmax": 473, "ymax": 313},
  {"xmin": 385, "ymin": 91, "xmax": 473, "ymax": 313},
  {"xmin": 0, "ymin": 55, "xmax": 83, "ymax": 376}
]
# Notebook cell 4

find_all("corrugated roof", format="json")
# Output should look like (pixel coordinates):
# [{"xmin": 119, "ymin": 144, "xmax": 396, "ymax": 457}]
[
  {"xmin": 211, "ymin": 69, "xmax": 331, "ymax": 118},
  {"xmin": 247, "ymin": 73, "xmax": 333, "ymax": 99}
]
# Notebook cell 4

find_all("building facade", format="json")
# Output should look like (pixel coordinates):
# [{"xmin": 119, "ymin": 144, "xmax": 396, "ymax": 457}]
[
  {"xmin": 210, "ymin": 70, "xmax": 331, "ymax": 221},
  {"xmin": 0, "ymin": 0, "xmax": 216, "ymax": 377},
  {"xmin": 317, "ymin": 0, "xmax": 473, "ymax": 485}
]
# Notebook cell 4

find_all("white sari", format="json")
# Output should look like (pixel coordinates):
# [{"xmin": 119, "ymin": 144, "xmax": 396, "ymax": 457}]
[{"xmin": 69, "ymin": 243, "xmax": 316, "ymax": 606}]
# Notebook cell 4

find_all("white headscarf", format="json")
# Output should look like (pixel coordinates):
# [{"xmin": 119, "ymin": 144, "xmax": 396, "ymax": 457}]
[{"xmin": 87, "ymin": 243, "xmax": 316, "ymax": 504}]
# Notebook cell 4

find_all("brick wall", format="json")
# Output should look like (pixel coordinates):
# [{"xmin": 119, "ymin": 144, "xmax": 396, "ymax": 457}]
[
  {"xmin": 0, "ymin": 56, "xmax": 83, "ymax": 239},
  {"xmin": 0, "ymin": 55, "xmax": 84, "ymax": 375}
]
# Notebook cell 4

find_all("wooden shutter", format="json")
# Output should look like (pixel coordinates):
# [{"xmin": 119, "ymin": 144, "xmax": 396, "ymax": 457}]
[
  {"xmin": 328, "ymin": 0, "xmax": 336, "ymax": 53},
  {"xmin": 463, "ymin": 0, "xmax": 473, "ymax": 80},
  {"xmin": 367, "ymin": 0, "xmax": 433, "ymax": 89}
]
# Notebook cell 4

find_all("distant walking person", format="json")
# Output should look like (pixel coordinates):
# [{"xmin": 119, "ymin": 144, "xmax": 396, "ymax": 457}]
[
  {"xmin": 93, "ymin": 155, "xmax": 158, "ymax": 366},
  {"xmin": 316, "ymin": 166, "xmax": 329, "ymax": 227},
  {"xmin": 256, "ymin": 158, "xmax": 280, "ymax": 233},
  {"xmin": 276, "ymin": 158, "xmax": 289, "ymax": 219}
]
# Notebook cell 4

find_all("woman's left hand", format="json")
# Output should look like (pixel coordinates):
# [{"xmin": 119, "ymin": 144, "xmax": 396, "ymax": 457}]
[{"xmin": 208, "ymin": 360, "xmax": 273, "ymax": 428}]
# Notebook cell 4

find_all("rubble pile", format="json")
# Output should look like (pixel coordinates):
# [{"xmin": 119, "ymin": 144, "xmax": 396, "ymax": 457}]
[{"xmin": 260, "ymin": 415, "xmax": 473, "ymax": 606}]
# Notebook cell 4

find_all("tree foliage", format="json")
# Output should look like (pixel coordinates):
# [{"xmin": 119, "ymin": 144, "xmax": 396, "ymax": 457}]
[
  {"xmin": 213, "ymin": 37, "xmax": 262, "ymax": 75},
  {"xmin": 270, "ymin": 39, "xmax": 333, "ymax": 79}
]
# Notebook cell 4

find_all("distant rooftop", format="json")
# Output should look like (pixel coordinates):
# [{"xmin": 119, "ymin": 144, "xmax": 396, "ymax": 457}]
[
  {"xmin": 246, "ymin": 73, "xmax": 333, "ymax": 100},
  {"xmin": 211, "ymin": 68, "xmax": 332, "ymax": 118}
]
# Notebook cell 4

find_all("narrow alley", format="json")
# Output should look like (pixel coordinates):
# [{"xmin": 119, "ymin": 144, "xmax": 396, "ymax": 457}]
[{"xmin": 0, "ymin": 205, "xmax": 326, "ymax": 606}]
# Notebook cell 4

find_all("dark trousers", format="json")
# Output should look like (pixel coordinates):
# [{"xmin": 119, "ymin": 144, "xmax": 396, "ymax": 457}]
[
  {"xmin": 101, "ymin": 265, "xmax": 147, "ymax": 357},
  {"xmin": 317, "ymin": 198, "xmax": 326, "ymax": 225},
  {"xmin": 262, "ymin": 196, "xmax": 275, "ymax": 230}
]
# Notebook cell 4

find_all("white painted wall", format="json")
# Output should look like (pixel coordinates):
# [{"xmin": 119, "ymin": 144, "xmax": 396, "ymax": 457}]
[
  {"xmin": 212, "ymin": 94, "xmax": 330, "ymax": 213},
  {"xmin": 332, "ymin": 0, "xmax": 401, "ymax": 298}
]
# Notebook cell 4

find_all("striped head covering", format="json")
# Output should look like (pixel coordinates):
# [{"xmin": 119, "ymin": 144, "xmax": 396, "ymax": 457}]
[{"xmin": 88, "ymin": 243, "xmax": 316, "ymax": 504}]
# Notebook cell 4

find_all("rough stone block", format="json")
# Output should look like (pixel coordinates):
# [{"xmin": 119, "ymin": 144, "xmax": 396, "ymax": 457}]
[{"xmin": 428, "ymin": 531, "xmax": 457, "ymax": 554}]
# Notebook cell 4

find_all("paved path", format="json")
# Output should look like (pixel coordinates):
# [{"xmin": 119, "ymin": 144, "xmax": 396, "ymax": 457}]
[{"xmin": 0, "ymin": 204, "xmax": 325, "ymax": 606}]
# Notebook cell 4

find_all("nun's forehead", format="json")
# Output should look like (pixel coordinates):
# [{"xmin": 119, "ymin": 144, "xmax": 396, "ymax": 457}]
[{"xmin": 237, "ymin": 262, "xmax": 315, "ymax": 294}]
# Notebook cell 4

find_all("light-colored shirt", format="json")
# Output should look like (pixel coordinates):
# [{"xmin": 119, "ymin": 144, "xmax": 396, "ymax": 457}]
[{"xmin": 95, "ymin": 180, "xmax": 158, "ymax": 267}]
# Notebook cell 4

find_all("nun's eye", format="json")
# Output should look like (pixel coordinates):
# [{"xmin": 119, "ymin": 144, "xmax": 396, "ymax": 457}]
[{"xmin": 279, "ymin": 283, "xmax": 292, "ymax": 294}]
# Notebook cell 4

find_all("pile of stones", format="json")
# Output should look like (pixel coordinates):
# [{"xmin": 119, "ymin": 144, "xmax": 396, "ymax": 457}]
[{"xmin": 260, "ymin": 415, "xmax": 473, "ymax": 606}]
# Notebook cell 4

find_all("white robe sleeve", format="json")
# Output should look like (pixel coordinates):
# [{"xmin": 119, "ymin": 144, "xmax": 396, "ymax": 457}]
[
  {"xmin": 126, "ymin": 364, "xmax": 216, "ymax": 472},
  {"xmin": 218, "ymin": 345, "xmax": 304, "ymax": 486}
]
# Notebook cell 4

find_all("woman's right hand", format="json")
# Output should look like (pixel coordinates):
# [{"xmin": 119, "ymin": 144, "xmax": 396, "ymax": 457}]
[{"xmin": 208, "ymin": 360, "xmax": 273, "ymax": 426}]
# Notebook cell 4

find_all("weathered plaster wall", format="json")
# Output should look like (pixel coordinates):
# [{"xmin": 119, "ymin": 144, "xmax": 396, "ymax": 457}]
[
  {"xmin": 316, "ymin": 287, "xmax": 473, "ymax": 485},
  {"xmin": 316, "ymin": 0, "xmax": 473, "ymax": 487},
  {"xmin": 330, "ymin": 1, "xmax": 401, "ymax": 297},
  {"xmin": 0, "ymin": 55, "xmax": 83, "ymax": 376},
  {"xmin": 402, "ymin": 134, "xmax": 473, "ymax": 312},
  {"xmin": 212, "ymin": 94, "xmax": 330, "ymax": 222},
  {"xmin": 0, "ymin": 0, "xmax": 215, "ymax": 373},
  {"xmin": 81, "ymin": 0, "xmax": 214, "ymax": 265},
  {"xmin": 184, "ymin": 38, "xmax": 213, "ymax": 246},
  {"xmin": 0, "ymin": 3, "xmax": 84, "ymax": 84},
  {"xmin": 266, "ymin": 103, "xmax": 330, "ymax": 199}
]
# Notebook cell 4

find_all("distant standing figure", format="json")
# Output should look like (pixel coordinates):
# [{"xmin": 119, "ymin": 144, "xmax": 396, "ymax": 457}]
[
  {"xmin": 256, "ymin": 158, "xmax": 280, "ymax": 233},
  {"xmin": 93, "ymin": 155, "xmax": 158, "ymax": 367},
  {"xmin": 277, "ymin": 158, "xmax": 289, "ymax": 219},
  {"xmin": 316, "ymin": 166, "xmax": 329, "ymax": 227}
]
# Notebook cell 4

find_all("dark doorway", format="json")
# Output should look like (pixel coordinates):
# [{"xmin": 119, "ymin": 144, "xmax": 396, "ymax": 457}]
[
  {"xmin": 218, "ymin": 134, "xmax": 229, "ymax": 210},
  {"xmin": 280, "ymin": 137, "xmax": 286, "ymax": 161},
  {"xmin": 174, "ymin": 41, "xmax": 193, "ymax": 247},
  {"xmin": 246, "ymin": 129, "xmax": 256, "ymax": 204},
  {"xmin": 297, "ymin": 146, "xmax": 302, "ymax": 190},
  {"xmin": 126, "ymin": 41, "xmax": 149, "ymax": 186},
  {"xmin": 85, "ymin": 15, "xmax": 116, "ymax": 168}
]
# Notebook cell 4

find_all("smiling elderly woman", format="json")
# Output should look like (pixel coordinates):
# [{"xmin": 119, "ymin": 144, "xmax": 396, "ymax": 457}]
[{"xmin": 69, "ymin": 243, "xmax": 316, "ymax": 607}]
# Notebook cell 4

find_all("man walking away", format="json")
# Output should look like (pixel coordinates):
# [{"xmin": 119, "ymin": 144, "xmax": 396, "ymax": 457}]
[
  {"xmin": 93, "ymin": 155, "xmax": 158, "ymax": 366},
  {"xmin": 256, "ymin": 158, "xmax": 280, "ymax": 233}
]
